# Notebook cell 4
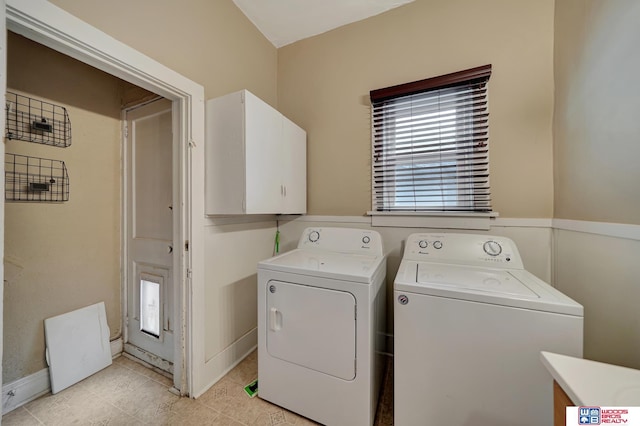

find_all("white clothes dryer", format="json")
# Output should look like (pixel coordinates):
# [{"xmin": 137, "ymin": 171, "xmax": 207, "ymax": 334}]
[
  {"xmin": 258, "ymin": 227, "xmax": 386, "ymax": 426},
  {"xmin": 394, "ymin": 233, "xmax": 583, "ymax": 426}
]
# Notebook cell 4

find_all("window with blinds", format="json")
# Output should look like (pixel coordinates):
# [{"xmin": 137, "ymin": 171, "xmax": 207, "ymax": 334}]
[{"xmin": 370, "ymin": 65, "xmax": 492, "ymax": 213}]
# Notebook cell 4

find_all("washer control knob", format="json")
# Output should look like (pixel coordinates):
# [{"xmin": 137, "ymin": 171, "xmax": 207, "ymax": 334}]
[
  {"xmin": 483, "ymin": 240, "xmax": 502, "ymax": 256},
  {"xmin": 362, "ymin": 236, "xmax": 371, "ymax": 244},
  {"xmin": 308, "ymin": 230, "xmax": 320, "ymax": 242},
  {"xmin": 269, "ymin": 285, "xmax": 276, "ymax": 293},
  {"xmin": 433, "ymin": 241, "xmax": 443, "ymax": 249},
  {"xmin": 398, "ymin": 294, "xmax": 409, "ymax": 305},
  {"xmin": 418, "ymin": 240, "xmax": 428, "ymax": 249}
]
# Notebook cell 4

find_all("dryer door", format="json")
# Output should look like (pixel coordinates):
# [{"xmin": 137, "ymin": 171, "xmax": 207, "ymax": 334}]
[{"xmin": 266, "ymin": 280, "xmax": 356, "ymax": 380}]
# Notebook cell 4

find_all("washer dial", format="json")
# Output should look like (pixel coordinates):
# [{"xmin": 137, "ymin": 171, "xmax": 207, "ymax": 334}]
[
  {"xmin": 483, "ymin": 240, "xmax": 502, "ymax": 256},
  {"xmin": 418, "ymin": 240, "xmax": 428, "ymax": 249},
  {"xmin": 308, "ymin": 231, "xmax": 320, "ymax": 242}
]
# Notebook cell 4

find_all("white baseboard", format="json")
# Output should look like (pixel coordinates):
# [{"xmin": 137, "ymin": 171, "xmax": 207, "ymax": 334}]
[
  {"xmin": 2, "ymin": 337, "xmax": 124, "ymax": 414},
  {"xmin": 110, "ymin": 337, "xmax": 123, "ymax": 358},
  {"xmin": 2, "ymin": 369, "xmax": 50, "ymax": 414},
  {"xmin": 195, "ymin": 328, "xmax": 257, "ymax": 399}
]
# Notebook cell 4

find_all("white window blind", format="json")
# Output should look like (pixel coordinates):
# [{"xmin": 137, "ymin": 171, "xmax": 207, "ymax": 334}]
[{"xmin": 370, "ymin": 65, "xmax": 492, "ymax": 212}]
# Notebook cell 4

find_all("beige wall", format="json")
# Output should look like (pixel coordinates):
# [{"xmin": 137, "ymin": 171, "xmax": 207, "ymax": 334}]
[
  {"xmin": 554, "ymin": 0, "xmax": 640, "ymax": 225},
  {"xmin": 50, "ymin": 0, "xmax": 278, "ymax": 106},
  {"xmin": 553, "ymin": 0, "xmax": 640, "ymax": 369},
  {"xmin": 4, "ymin": 33, "xmax": 123, "ymax": 383},
  {"xmin": 278, "ymin": 0, "xmax": 555, "ymax": 217}
]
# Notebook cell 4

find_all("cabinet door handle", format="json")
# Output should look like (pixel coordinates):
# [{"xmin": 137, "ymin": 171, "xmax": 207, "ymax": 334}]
[{"xmin": 283, "ymin": 186, "xmax": 287, "ymax": 197}]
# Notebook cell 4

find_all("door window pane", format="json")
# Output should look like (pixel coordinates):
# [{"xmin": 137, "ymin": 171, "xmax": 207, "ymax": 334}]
[{"xmin": 140, "ymin": 277, "xmax": 161, "ymax": 338}]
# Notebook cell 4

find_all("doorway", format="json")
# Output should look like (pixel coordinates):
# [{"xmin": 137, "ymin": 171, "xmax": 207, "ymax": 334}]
[
  {"xmin": 123, "ymin": 98, "xmax": 175, "ymax": 373},
  {"xmin": 5, "ymin": 0, "xmax": 208, "ymax": 400}
]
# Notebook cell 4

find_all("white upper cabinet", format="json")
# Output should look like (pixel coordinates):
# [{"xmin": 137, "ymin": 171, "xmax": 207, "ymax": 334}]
[{"xmin": 205, "ymin": 90, "xmax": 307, "ymax": 215}]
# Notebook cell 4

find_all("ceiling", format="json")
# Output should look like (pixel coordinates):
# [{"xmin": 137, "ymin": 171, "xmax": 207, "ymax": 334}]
[{"xmin": 232, "ymin": 0, "xmax": 414, "ymax": 48}]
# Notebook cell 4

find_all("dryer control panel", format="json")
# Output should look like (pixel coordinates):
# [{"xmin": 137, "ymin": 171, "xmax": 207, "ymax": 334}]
[
  {"xmin": 403, "ymin": 233, "xmax": 524, "ymax": 269},
  {"xmin": 297, "ymin": 227, "xmax": 383, "ymax": 256}
]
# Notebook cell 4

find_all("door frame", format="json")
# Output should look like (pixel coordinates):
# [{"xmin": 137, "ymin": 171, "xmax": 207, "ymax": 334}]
[
  {"xmin": 0, "ymin": 0, "xmax": 6, "ymax": 413},
  {"xmin": 5, "ymin": 0, "xmax": 207, "ymax": 397}
]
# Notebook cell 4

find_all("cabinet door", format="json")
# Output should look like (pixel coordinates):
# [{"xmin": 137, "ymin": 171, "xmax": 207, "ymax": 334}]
[
  {"xmin": 281, "ymin": 116, "xmax": 307, "ymax": 214},
  {"xmin": 205, "ymin": 91, "xmax": 246, "ymax": 215},
  {"xmin": 244, "ymin": 92, "xmax": 282, "ymax": 213}
]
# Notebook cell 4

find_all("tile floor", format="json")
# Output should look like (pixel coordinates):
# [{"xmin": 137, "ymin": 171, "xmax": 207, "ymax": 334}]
[{"xmin": 3, "ymin": 351, "xmax": 394, "ymax": 425}]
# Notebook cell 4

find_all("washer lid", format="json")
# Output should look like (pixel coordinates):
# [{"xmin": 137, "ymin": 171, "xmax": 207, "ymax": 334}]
[
  {"xmin": 395, "ymin": 261, "xmax": 583, "ymax": 316},
  {"xmin": 417, "ymin": 263, "xmax": 538, "ymax": 299},
  {"xmin": 258, "ymin": 249, "xmax": 384, "ymax": 283}
]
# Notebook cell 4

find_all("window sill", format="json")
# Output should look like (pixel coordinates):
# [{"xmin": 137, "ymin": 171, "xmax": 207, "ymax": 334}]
[{"xmin": 366, "ymin": 211, "xmax": 498, "ymax": 230}]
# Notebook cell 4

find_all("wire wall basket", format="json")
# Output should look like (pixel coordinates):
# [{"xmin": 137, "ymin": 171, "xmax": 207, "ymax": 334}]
[
  {"xmin": 5, "ymin": 92, "xmax": 72, "ymax": 147},
  {"xmin": 5, "ymin": 153, "xmax": 70, "ymax": 202}
]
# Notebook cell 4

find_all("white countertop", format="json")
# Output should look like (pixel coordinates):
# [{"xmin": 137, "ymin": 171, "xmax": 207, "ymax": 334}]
[{"xmin": 541, "ymin": 351, "xmax": 640, "ymax": 406}]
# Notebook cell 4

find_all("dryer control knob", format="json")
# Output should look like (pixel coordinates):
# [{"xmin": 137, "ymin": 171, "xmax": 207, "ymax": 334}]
[
  {"xmin": 433, "ymin": 241, "xmax": 443, "ymax": 249},
  {"xmin": 418, "ymin": 240, "xmax": 428, "ymax": 249},
  {"xmin": 308, "ymin": 230, "xmax": 320, "ymax": 242},
  {"xmin": 362, "ymin": 236, "xmax": 371, "ymax": 244},
  {"xmin": 398, "ymin": 294, "xmax": 409, "ymax": 305},
  {"xmin": 483, "ymin": 240, "xmax": 502, "ymax": 256}
]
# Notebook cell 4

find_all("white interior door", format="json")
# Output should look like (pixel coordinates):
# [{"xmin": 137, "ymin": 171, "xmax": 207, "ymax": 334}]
[{"xmin": 125, "ymin": 98, "xmax": 174, "ymax": 370}]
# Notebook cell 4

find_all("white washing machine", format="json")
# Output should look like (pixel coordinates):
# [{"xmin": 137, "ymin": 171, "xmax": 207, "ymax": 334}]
[
  {"xmin": 258, "ymin": 227, "xmax": 386, "ymax": 426},
  {"xmin": 394, "ymin": 233, "xmax": 583, "ymax": 426}
]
